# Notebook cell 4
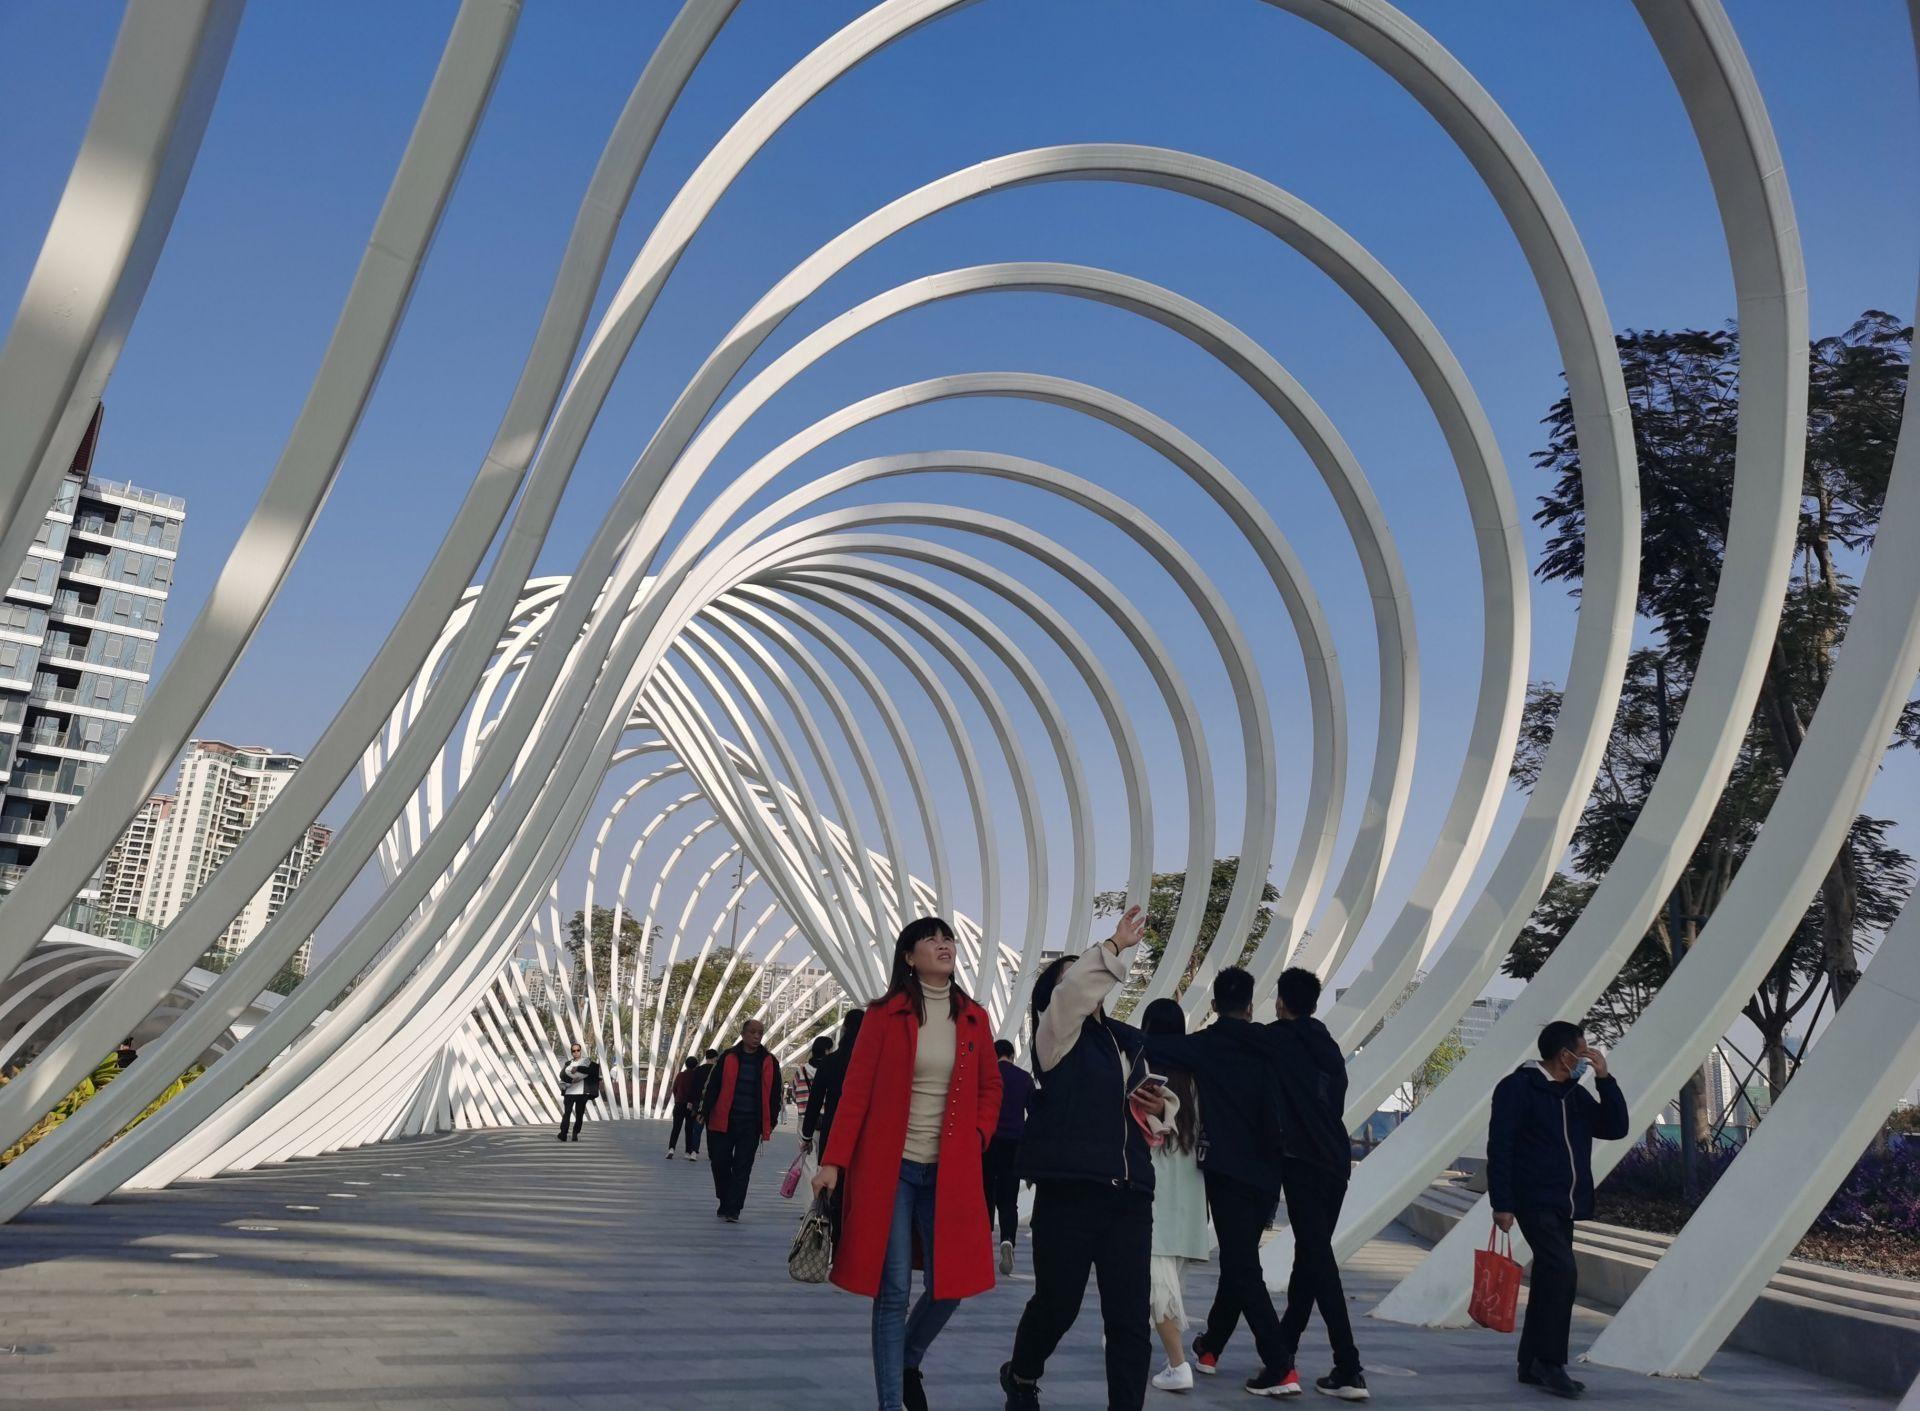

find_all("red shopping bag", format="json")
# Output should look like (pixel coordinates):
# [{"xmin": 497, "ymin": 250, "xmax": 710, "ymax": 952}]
[{"xmin": 1470, "ymin": 1225, "xmax": 1523, "ymax": 1333}]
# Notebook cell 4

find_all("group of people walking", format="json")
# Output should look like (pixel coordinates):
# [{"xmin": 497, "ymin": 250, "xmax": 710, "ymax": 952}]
[
  {"xmin": 558, "ymin": 908, "xmax": 1628, "ymax": 1410},
  {"xmin": 792, "ymin": 909, "xmax": 1368, "ymax": 1411}
]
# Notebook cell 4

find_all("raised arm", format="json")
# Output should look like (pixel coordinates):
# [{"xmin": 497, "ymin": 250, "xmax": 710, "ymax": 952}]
[
  {"xmin": 1035, "ymin": 906, "xmax": 1146, "ymax": 1071},
  {"xmin": 1580, "ymin": 1042, "xmax": 1630, "ymax": 1140}
]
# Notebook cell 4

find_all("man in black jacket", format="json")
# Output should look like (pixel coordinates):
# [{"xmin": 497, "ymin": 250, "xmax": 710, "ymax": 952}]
[
  {"xmin": 1489, "ymin": 1020, "xmax": 1630, "ymax": 1400},
  {"xmin": 1268, "ymin": 967, "xmax": 1365, "ymax": 1400},
  {"xmin": 700, "ymin": 1020, "xmax": 782, "ymax": 1222},
  {"xmin": 1138, "ymin": 966, "xmax": 1300, "ymax": 1398}
]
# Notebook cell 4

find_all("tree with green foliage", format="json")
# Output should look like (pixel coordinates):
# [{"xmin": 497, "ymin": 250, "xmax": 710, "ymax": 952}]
[
  {"xmin": 193, "ymin": 944, "xmax": 306, "ymax": 997},
  {"xmin": 1093, "ymin": 856, "xmax": 1278, "ymax": 991},
  {"xmin": 564, "ymin": 906, "xmax": 656, "ymax": 1010},
  {"xmin": 1397, "ymin": 1030, "xmax": 1468, "ymax": 1112},
  {"xmin": 651, "ymin": 947, "xmax": 759, "ymax": 1062},
  {"xmin": 1513, "ymin": 313, "xmax": 1914, "ymax": 1187}
]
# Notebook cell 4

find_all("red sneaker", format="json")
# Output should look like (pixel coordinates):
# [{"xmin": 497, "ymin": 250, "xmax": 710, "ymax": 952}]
[
  {"xmin": 1192, "ymin": 1336, "xmax": 1219, "ymax": 1376},
  {"xmin": 1246, "ymin": 1366, "xmax": 1303, "ymax": 1397}
]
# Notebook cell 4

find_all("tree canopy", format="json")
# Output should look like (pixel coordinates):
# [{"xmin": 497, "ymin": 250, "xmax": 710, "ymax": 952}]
[
  {"xmin": 1093, "ymin": 855, "xmax": 1278, "ymax": 993},
  {"xmin": 1512, "ymin": 312, "xmax": 1914, "ymax": 1124}
]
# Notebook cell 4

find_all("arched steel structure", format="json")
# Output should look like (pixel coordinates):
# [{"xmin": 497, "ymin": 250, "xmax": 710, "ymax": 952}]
[{"xmin": 0, "ymin": 0, "xmax": 1914, "ymax": 1384}]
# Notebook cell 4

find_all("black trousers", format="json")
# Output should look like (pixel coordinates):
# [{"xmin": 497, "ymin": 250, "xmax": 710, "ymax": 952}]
[
  {"xmin": 983, "ymin": 1137, "xmax": 1021, "ymax": 1245},
  {"xmin": 1200, "ymin": 1171, "xmax": 1291, "ymax": 1373},
  {"xmin": 1516, "ymin": 1207, "xmax": 1578, "ymax": 1370},
  {"xmin": 1010, "ymin": 1181, "xmax": 1152, "ymax": 1411},
  {"xmin": 667, "ymin": 1102, "xmax": 703, "ymax": 1154},
  {"xmin": 706, "ymin": 1127, "xmax": 760, "ymax": 1217},
  {"xmin": 1276, "ymin": 1159, "xmax": 1359, "ymax": 1372},
  {"xmin": 558, "ymin": 1094, "xmax": 588, "ymax": 1139}
]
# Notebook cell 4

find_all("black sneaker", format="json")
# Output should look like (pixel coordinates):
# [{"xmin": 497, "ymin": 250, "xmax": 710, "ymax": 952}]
[
  {"xmin": 1315, "ymin": 1368, "xmax": 1369, "ymax": 1401},
  {"xmin": 1245, "ymin": 1366, "xmax": 1302, "ymax": 1397},
  {"xmin": 1524, "ymin": 1361, "xmax": 1584, "ymax": 1399},
  {"xmin": 903, "ymin": 1366, "xmax": 929, "ymax": 1411},
  {"xmin": 1000, "ymin": 1360, "xmax": 1040, "ymax": 1410},
  {"xmin": 1192, "ymin": 1335, "xmax": 1219, "ymax": 1376}
]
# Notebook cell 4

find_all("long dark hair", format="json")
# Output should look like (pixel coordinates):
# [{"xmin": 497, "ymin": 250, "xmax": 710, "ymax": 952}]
[
  {"xmin": 1141, "ymin": 998, "xmax": 1200, "ymax": 1155},
  {"xmin": 836, "ymin": 1005, "xmax": 865, "ymax": 1055},
  {"xmin": 881, "ymin": 916, "xmax": 968, "ymax": 1024},
  {"xmin": 1029, "ymin": 953, "xmax": 1075, "ymax": 1049}
]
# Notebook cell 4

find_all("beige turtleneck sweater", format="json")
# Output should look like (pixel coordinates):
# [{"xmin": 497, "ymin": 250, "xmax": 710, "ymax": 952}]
[{"xmin": 902, "ymin": 979, "xmax": 956, "ymax": 1164}]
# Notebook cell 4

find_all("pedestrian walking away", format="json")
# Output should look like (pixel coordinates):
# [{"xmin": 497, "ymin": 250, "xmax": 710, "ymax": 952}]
[
  {"xmin": 1139, "ymin": 965, "xmax": 1298, "ymax": 1397},
  {"xmin": 1489, "ymin": 1020, "xmax": 1630, "ymax": 1400},
  {"xmin": 1002, "ymin": 905, "xmax": 1175, "ymax": 1411},
  {"xmin": 556, "ymin": 1043, "xmax": 598, "ymax": 1142},
  {"xmin": 805, "ymin": 1008, "xmax": 866, "ymax": 1244},
  {"xmin": 1138, "ymin": 999, "xmax": 1211, "ymax": 1396},
  {"xmin": 701, "ymin": 1019, "xmax": 782, "ymax": 1220},
  {"xmin": 686, "ymin": 1049, "xmax": 719, "ymax": 1159},
  {"xmin": 1268, "ymin": 968, "xmax": 1366, "ymax": 1401},
  {"xmin": 667, "ymin": 1054, "xmax": 703, "ymax": 1158},
  {"xmin": 794, "ymin": 1033, "xmax": 835, "ymax": 1183},
  {"xmin": 984, "ymin": 1038, "xmax": 1033, "ymax": 1277},
  {"xmin": 815, "ymin": 917, "xmax": 1003, "ymax": 1411},
  {"xmin": 794, "ymin": 1034, "xmax": 833, "ymax": 1116}
]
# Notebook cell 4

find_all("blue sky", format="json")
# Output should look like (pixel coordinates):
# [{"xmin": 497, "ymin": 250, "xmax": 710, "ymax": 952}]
[{"xmin": 2, "ymin": 1, "xmax": 1915, "ymax": 1025}]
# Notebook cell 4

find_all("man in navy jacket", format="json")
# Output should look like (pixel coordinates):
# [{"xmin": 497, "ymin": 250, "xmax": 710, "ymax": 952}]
[{"xmin": 1488, "ymin": 1021, "xmax": 1630, "ymax": 1399}]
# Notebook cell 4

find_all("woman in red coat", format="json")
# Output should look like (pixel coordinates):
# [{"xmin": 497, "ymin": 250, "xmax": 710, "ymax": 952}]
[{"xmin": 816, "ymin": 916, "xmax": 1003, "ymax": 1411}]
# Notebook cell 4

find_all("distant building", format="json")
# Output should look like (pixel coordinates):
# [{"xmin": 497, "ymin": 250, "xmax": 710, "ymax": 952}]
[
  {"xmin": 93, "ymin": 792, "xmax": 173, "ymax": 946},
  {"xmin": 1451, "ymin": 995, "xmax": 1513, "ymax": 1053},
  {"xmin": 1658, "ymin": 1041, "xmax": 1771, "ymax": 1130},
  {"xmin": 758, "ymin": 960, "xmax": 845, "ymax": 1029},
  {"xmin": 139, "ymin": 741, "xmax": 331, "ymax": 976},
  {"xmin": 0, "ymin": 408, "xmax": 183, "ymax": 894}
]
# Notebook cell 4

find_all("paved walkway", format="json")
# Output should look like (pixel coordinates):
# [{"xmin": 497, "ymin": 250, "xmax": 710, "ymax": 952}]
[{"xmin": 0, "ymin": 1120, "xmax": 1892, "ymax": 1409}]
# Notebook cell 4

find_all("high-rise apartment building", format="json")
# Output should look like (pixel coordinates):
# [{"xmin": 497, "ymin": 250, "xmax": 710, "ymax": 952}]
[
  {"xmin": 0, "ymin": 409, "xmax": 184, "ymax": 892},
  {"xmin": 757, "ymin": 960, "xmax": 846, "ymax": 1028},
  {"xmin": 94, "ymin": 792, "xmax": 173, "ymax": 946},
  {"xmin": 139, "ymin": 741, "xmax": 332, "ymax": 975}
]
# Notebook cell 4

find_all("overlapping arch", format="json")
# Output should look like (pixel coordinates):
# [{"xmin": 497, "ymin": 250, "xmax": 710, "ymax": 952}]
[{"xmin": 0, "ymin": 0, "xmax": 1913, "ymax": 1385}]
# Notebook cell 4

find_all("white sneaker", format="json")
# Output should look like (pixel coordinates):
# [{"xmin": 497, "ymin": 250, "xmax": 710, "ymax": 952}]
[
  {"xmin": 665, "ymin": 1150, "xmax": 675, "ymax": 1160},
  {"xmin": 1153, "ymin": 1361, "xmax": 1194, "ymax": 1393},
  {"xmin": 999, "ymin": 1240, "xmax": 1015, "ymax": 1276}
]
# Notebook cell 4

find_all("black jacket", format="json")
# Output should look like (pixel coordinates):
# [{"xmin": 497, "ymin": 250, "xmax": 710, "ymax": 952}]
[
  {"xmin": 1142, "ymin": 1017, "xmax": 1290, "ymax": 1195},
  {"xmin": 802, "ymin": 1044, "xmax": 850, "ymax": 1146},
  {"xmin": 1268, "ymin": 1015, "xmax": 1351, "ymax": 1174},
  {"xmin": 557, "ymin": 1059, "xmax": 602, "ymax": 1101},
  {"xmin": 1487, "ymin": 1063, "xmax": 1630, "ymax": 1220},
  {"xmin": 1020, "ymin": 1012, "xmax": 1156, "ymax": 1195}
]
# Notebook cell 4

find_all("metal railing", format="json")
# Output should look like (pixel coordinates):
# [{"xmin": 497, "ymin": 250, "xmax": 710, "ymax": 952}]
[{"xmin": 82, "ymin": 478, "xmax": 185, "ymax": 515}]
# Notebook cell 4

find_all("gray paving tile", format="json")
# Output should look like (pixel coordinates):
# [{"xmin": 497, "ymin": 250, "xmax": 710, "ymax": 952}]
[{"xmin": 0, "ymin": 1119, "xmax": 1891, "ymax": 1408}]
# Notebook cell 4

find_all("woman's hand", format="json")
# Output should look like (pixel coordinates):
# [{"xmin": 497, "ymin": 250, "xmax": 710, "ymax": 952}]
[
  {"xmin": 1108, "ymin": 904, "xmax": 1146, "ymax": 953},
  {"xmin": 812, "ymin": 1164, "xmax": 841, "ymax": 1198},
  {"xmin": 1130, "ymin": 1083, "xmax": 1169, "ymax": 1118}
]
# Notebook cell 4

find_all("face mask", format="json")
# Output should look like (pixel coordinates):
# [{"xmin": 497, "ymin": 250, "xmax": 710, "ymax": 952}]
[{"xmin": 1567, "ymin": 1058, "xmax": 1591, "ymax": 1084}]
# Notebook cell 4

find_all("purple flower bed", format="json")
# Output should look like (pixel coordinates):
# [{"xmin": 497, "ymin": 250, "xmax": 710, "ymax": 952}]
[{"xmin": 1599, "ymin": 1135, "xmax": 1920, "ymax": 1237}]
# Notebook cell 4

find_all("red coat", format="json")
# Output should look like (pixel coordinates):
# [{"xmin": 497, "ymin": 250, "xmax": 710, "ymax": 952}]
[
  {"xmin": 703, "ymin": 1047, "xmax": 779, "ymax": 1139},
  {"xmin": 821, "ymin": 991, "xmax": 1003, "ymax": 1299}
]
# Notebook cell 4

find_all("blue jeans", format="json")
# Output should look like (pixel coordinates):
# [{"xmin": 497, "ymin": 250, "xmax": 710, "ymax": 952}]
[{"xmin": 874, "ymin": 1159, "xmax": 958, "ymax": 1410}]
